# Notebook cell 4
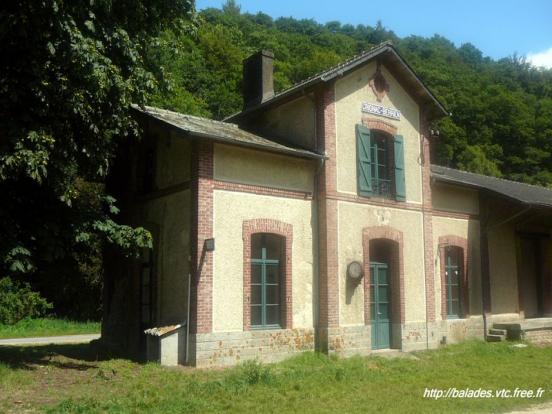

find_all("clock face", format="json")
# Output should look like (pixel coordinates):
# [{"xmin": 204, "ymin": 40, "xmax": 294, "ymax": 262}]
[{"xmin": 347, "ymin": 261, "xmax": 363, "ymax": 279}]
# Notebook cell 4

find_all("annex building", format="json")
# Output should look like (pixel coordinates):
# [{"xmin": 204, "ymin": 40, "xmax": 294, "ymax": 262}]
[{"xmin": 102, "ymin": 42, "xmax": 552, "ymax": 367}]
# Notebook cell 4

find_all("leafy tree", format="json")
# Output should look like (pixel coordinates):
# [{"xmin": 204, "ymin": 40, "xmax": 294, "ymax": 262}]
[{"xmin": 0, "ymin": 0, "xmax": 195, "ymax": 318}]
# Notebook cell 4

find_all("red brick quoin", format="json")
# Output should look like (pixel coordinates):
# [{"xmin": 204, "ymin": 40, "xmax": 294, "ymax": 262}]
[
  {"xmin": 191, "ymin": 141, "xmax": 214, "ymax": 334},
  {"xmin": 438, "ymin": 235, "xmax": 469, "ymax": 319},
  {"xmin": 242, "ymin": 219, "xmax": 293, "ymax": 331},
  {"xmin": 362, "ymin": 226, "xmax": 406, "ymax": 325}
]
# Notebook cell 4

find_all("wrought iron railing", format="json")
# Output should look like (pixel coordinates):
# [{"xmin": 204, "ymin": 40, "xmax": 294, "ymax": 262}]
[{"xmin": 372, "ymin": 178, "xmax": 392, "ymax": 197}]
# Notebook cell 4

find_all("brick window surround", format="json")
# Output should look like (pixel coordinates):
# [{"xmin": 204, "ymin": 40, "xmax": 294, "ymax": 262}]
[
  {"xmin": 362, "ymin": 117, "xmax": 398, "ymax": 135},
  {"xmin": 362, "ymin": 226, "xmax": 405, "ymax": 325},
  {"xmin": 438, "ymin": 235, "xmax": 469, "ymax": 319},
  {"xmin": 243, "ymin": 219, "xmax": 293, "ymax": 331}
]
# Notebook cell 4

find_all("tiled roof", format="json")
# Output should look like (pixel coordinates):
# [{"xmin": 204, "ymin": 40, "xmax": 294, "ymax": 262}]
[
  {"xmin": 431, "ymin": 165, "xmax": 552, "ymax": 208},
  {"xmin": 226, "ymin": 41, "xmax": 448, "ymax": 122},
  {"xmin": 132, "ymin": 105, "xmax": 324, "ymax": 160}
]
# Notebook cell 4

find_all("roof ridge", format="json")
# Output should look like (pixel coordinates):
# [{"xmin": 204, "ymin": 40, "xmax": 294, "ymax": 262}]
[
  {"xmin": 274, "ymin": 41, "xmax": 393, "ymax": 98},
  {"xmin": 432, "ymin": 164, "xmax": 552, "ymax": 192}
]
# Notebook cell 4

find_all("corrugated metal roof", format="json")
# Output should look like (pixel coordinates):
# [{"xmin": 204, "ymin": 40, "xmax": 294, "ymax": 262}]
[
  {"xmin": 431, "ymin": 165, "xmax": 552, "ymax": 208},
  {"xmin": 226, "ymin": 41, "xmax": 448, "ymax": 123},
  {"xmin": 132, "ymin": 105, "xmax": 325, "ymax": 160}
]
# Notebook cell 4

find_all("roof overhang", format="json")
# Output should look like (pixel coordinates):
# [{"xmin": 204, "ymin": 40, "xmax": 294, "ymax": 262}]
[
  {"xmin": 431, "ymin": 165, "xmax": 552, "ymax": 209},
  {"xmin": 132, "ymin": 105, "xmax": 325, "ymax": 161}
]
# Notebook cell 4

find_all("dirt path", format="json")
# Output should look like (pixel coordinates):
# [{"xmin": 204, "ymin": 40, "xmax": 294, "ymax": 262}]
[{"xmin": 0, "ymin": 334, "xmax": 100, "ymax": 346}]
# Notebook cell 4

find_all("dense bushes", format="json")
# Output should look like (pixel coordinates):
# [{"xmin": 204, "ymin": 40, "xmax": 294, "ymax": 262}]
[{"xmin": 0, "ymin": 277, "xmax": 52, "ymax": 324}]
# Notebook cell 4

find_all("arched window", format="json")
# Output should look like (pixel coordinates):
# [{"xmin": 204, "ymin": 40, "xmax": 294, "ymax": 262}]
[
  {"xmin": 444, "ymin": 246, "xmax": 463, "ymax": 318},
  {"xmin": 439, "ymin": 236, "xmax": 469, "ymax": 320},
  {"xmin": 250, "ymin": 233, "xmax": 284, "ymax": 328}
]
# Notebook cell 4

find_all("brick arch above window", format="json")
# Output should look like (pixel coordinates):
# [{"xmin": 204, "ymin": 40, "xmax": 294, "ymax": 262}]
[
  {"xmin": 361, "ymin": 117, "xmax": 398, "ymax": 135},
  {"xmin": 362, "ymin": 225, "xmax": 405, "ymax": 325},
  {"xmin": 438, "ymin": 235, "xmax": 469, "ymax": 319},
  {"xmin": 242, "ymin": 219, "xmax": 293, "ymax": 331}
]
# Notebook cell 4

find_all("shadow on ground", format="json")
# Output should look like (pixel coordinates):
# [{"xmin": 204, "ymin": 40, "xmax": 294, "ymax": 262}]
[{"xmin": 0, "ymin": 340, "xmax": 119, "ymax": 371}]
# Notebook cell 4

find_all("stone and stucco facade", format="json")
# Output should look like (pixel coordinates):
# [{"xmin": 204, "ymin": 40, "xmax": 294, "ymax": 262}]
[{"xmin": 103, "ymin": 43, "xmax": 552, "ymax": 366}]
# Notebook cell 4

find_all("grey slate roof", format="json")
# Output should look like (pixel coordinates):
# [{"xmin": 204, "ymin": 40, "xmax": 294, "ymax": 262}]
[
  {"xmin": 431, "ymin": 165, "xmax": 552, "ymax": 208},
  {"xmin": 131, "ymin": 105, "xmax": 324, "ymax": 160},
  {"xmin": 226, "ymin": 41, "xmax": 448, "ymax": 123}
]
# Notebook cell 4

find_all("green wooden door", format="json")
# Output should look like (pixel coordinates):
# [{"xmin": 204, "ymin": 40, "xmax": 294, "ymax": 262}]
[{"xmin": 370, "ymin": 262, "xmax": 391, "ymax": 349}]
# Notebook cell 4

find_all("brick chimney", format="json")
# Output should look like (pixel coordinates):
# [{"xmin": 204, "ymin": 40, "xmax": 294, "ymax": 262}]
[{"xmin": 242, "ymin": 50, "xmax": 274, "ymax": 110}]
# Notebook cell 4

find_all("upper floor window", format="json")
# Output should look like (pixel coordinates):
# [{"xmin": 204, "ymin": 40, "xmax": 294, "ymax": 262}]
[
  {"xmin": 250, "ymin": 233, "xmax": 283, "ymax": 329},
  {"xmin": 356, "ymin": 124, "xmax": 405, "ymax": 201}
]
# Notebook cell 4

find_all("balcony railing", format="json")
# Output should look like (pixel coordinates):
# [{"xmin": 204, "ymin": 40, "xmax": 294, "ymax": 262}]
[{"xmin": 372, "ymin": 178, "xmax": 392, "ymax": 197}]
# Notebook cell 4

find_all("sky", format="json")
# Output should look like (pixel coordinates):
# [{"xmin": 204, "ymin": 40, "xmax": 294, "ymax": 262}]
[{"xmin": 196, "ymin": 0, "xmax": 552, "ymax": 68}]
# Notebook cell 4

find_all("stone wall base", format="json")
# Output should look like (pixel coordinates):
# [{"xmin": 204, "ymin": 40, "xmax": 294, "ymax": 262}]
[
  {"xmin": 524, "ymin": 329, "xmax": 552, "ymax": 346},
  {"xmin": 439, "ymin": 316, "xmax": 485, "ymax": 345},
  {"xmin": 190, "ymin": 328, "xmax": 315, "ymax": 368}
]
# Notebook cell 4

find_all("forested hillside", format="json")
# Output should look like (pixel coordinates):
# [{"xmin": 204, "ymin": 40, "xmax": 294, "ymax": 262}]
[{"xmin": 151, "ymin": 1, "xmax": 552, "ymax": 187}]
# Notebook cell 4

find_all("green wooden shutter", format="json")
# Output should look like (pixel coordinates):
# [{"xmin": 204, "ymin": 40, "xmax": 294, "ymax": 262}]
[
  {"xmin": 393, "ymin": 134, "xmax": 406, "ymax": 201},
  {"xmin": 356, "ymin": 124, "xmax": 372, "ymax": 196}
]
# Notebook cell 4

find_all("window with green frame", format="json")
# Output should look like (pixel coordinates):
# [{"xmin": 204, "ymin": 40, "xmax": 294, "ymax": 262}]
[
  {"xmin": 444, "ymin": 246, "xmax": 463, "ymax": 318},
  {"xmin": 356, "ymin": 124, "xmax": 405, "ymax": 201},
  {"xmin": 250, "ymin": 233, "xmax": 283, "ymax": 329}
]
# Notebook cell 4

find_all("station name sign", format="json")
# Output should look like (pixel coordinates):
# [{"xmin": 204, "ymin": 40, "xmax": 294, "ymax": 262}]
[{"xmin": 361, "ymin": 102, "xmax": 401, "ymax": 121}]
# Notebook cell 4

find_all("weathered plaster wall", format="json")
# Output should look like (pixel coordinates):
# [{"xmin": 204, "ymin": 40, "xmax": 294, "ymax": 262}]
[
  {"xmin": 141, "ymin": 190, "xmax": 191, "ymax": 325},
  {"xmin": 212, "ymin": 190, "xmax": 316, "ymax": 332},
  {"xmin": 488, "ymin": 223, "xmax": 519, "ymax": 315},
  {"xmin": 250, "ymin": 95, "xmax": 316, "ymax": 150},
  {"xmin": 432, "ymin": 216, "xmax": 482, "ymax": 317},
  {"xmin": 334, "ymin": 62, "xmax": 422, "ymax": 203},
  {"xmin": 337, "ymin": 201, "xmax": 426, "ymax": 325},
  {"xmin": 137, "ymin": 131, "xmax": 192, "ymax": 326},
  {"xmin": 432, "ymin": 183, "xmax": 479, "ymax": 215},
  {"xmin": 214, "ymin": 143, "xmax": 313, "ymax": 192},
  {"xmin": 150, "ymin": 126, "xmax": 192, "ymax": 186}
]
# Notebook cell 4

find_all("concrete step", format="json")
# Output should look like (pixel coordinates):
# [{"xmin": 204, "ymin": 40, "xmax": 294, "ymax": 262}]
[
  {"xmin": 486, "ymin": 333, "xmax": 505, "ymax": 342},
  {"xmin": 489, "ymin": 328, "xmax": 508, "ymax": 336}
]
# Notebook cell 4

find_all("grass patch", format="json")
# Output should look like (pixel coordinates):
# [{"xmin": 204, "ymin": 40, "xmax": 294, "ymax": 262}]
[
  {"xmin": 0, "ymin": 340, "xmax": 551, "ymax": 413},
  {"xmin": 0, "ymin": 318, "xmax": 100, "ymax": 339}
]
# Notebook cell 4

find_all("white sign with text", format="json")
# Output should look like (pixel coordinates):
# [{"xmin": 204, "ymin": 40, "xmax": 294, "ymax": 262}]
[{"xmin": 361, "ymin": 102, "xmax": 401, "ymax": 120}]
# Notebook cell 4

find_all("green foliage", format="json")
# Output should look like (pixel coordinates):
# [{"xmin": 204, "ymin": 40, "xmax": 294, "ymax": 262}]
[
  {"xmin": 1, "ymin": 341, "xmax": 552, "ymax": 412},
  {"xmin": 0, "ymin": 1, "xmax": 194, "ymax": 318},
  {"xmin": 0, "ymin": 318, "xmax": 100, "ymax": 339},
  {"xmin": 0, "ymin": 278, "xmax": 52, "ymax": 325},
  {"xmin": 152, "ymin": 4, "xmax": 552, "ymax": 189}
]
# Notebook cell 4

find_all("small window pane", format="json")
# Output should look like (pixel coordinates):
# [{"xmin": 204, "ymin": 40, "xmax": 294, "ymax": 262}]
[
  {"xmin": 266, "ymin": 284, "xmax": 280, "ymax": 305},
  {"xmin": 377, "ymin": 303, "xmax": 390, "ymax": 320},
  {"xmin": 266, "ymin": 305, "xmax": 280, "ymax": 325},
  {"xmin": 264, "ymin": 235, "xmax": 282, "ymax": 260},
  {"xmin": 251, "ymin": 305, "xmax": 262, "ymax": 326},
  {"xmin": 378, "ymin": 269, "xmax": 388, "ymax": 284},
  {"xmin": 252, "ymin": 234, "xmax": 263, "ymax": 259},
  {"xmin": 450, "ymin": 285, "xmax": 460, "ymax": 301},
  {"xmin": 251, "ymin": 284, "xmax": 262, "ymax": 305},
  {"xmin": 449, "ymin": 268, "xmax": 459, "ymax": 285},
  {"xmin": 252, "ymin": 264, "xmax": 262, "ymax": 283},
  {"xmin": 449, "ymin": 300, "xmax": 459, "ymax": 317},
  {"xmin": 266, "ymin": 264, "xmax": 279, "ymax": 283},
  {"xmin": 378, "ymin": 286, "xmax": 389, "ymax": 303}
]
